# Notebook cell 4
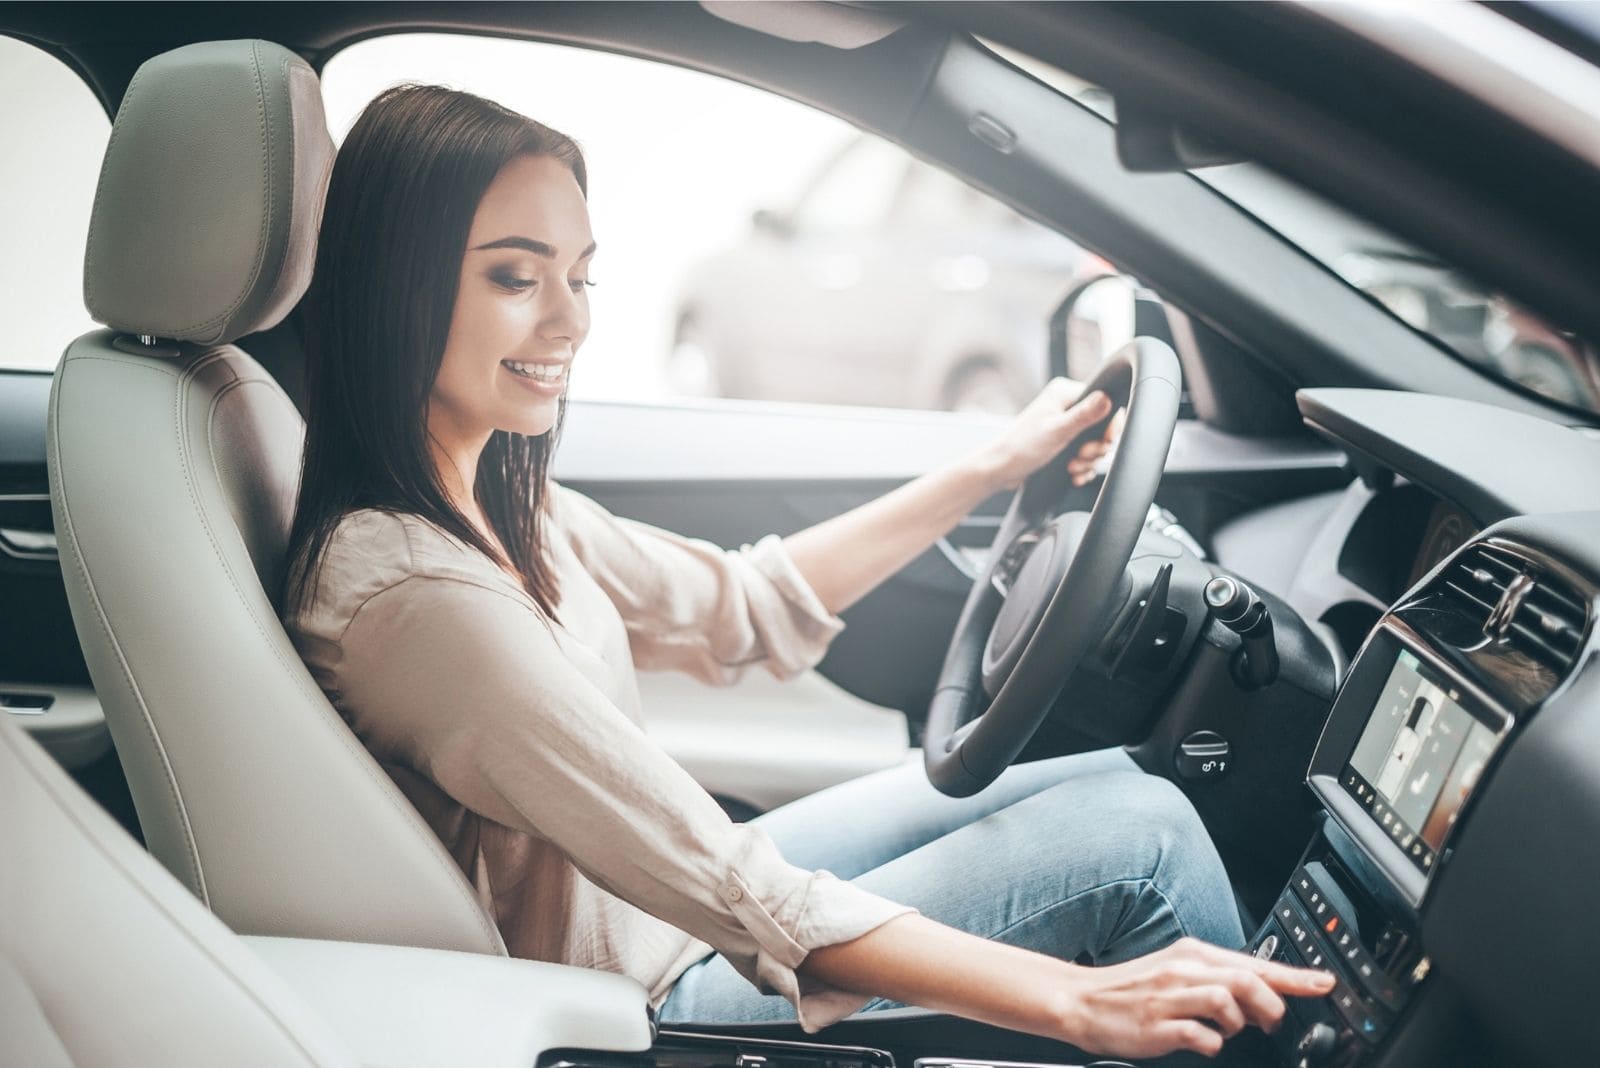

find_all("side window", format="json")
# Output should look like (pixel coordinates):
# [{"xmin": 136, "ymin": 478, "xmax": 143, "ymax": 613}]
[
  {"xmin": 787, "ymin": 138, "xmax": 908, "ymax": 235},
  {"xmin": 322, "ymin": 35, "xmax": 1085, "ymax": 415},
  {"xmin": 0, "ymin": 37, "xmax": 111, "ymax": 372}
]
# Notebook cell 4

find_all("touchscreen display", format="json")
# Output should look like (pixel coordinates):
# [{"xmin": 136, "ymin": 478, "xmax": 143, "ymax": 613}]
[{"xmin": 1342, "ymin": 648, "xmax": 1500, "ymax": 874}]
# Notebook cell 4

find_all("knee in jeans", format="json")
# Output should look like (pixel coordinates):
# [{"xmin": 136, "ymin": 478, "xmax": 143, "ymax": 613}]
[{"xmin": 1108, "ymin": 772, "xmax": 1213, "ymax": 878}]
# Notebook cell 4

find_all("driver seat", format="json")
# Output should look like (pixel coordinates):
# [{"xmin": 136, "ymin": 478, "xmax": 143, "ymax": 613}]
[{"xmin": 47, "ymin": 39, "xmax": 504, "ymax": 955}]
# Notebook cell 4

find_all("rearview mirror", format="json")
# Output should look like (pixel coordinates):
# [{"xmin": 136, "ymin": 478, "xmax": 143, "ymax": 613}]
[{"xmin": 1115, "ymin": 102, "xmax": 1245, "ymax": 172}]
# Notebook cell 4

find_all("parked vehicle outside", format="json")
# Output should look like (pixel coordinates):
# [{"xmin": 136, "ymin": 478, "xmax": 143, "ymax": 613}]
[{"xmin": 666, "ymin": 134, "xmax": 1112, "ymax": 415}]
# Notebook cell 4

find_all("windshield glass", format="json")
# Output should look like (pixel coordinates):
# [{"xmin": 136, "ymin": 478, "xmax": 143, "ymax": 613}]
[
  {"xmin": 1199, "ymin": 164, "xmax": 1600, "ymax": 414},
  {"xmin": 985, "ymin": 40, "xmax": 1600, "ymax": 416}
]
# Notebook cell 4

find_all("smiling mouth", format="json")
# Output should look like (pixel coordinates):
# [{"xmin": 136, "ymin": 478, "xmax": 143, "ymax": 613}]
[{"xmin": 501, "ymin": 360, "xmax": 567, "ymax": 385}]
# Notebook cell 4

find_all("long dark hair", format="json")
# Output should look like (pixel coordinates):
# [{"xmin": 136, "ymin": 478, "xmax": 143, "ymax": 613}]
[{"xmin": 284, "ymin": 83, "xmax": 586, "ymax": 621}]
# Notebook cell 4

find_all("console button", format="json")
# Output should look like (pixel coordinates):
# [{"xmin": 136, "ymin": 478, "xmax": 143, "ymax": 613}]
[
  {"xmin": 1330, "ymin": 982, "xmax": 1389, "ymax": 1044},
  {"xmin": 1254, "ymin": 933, "xmax": 1280, "ymax": 960}
]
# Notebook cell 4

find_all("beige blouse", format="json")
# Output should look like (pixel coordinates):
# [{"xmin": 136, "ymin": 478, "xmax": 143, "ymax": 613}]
[{"xmin": 285, "ymin": 483, "xmax": 916, "ymax": 1031}]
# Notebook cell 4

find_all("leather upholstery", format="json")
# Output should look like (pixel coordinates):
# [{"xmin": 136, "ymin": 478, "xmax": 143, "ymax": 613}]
[
  {"xmin": 48, "ymin": 41, "xmax": 506, "ymax": 955},
  {"xmin": 2, "ymin": 716, "xmax": 655, "ymax": 1065},
  {"xmin": 0, "ymin": 718, "xmax": 356, "ymax": 1067},
  {"xmin": 85, "ymin": 40, "xmax": 332, "ymax": 344}
]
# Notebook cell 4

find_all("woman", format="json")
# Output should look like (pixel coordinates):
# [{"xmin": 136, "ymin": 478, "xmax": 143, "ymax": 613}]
[{"xmin": 283, "ymin": 84, "xmax": 1332, "ymax": 1060}]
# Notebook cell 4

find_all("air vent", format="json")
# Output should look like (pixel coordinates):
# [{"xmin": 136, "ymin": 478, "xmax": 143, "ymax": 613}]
[
  {"xmin": 1511, "ymin": 579, "xmax": 1588, "ymax": 673},
  {"xmin": 1440, "ymin": 545, "xmax": 1522, "ymax": 627},
  {"xmin": 1440, "ymin": 543, "xmax": 1590, "ymax": 673}
]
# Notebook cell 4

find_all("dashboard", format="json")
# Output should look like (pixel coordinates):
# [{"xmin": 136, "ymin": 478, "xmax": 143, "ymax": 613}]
[{"xmin": 1225, "ymin": 389, "xmax": 1600, "ymax": 1067}]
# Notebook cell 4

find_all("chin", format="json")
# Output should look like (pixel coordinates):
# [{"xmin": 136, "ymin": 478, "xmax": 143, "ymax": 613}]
[{"xmin": 500, "ymin": 406, "xmax": 561, "ymax": 439}]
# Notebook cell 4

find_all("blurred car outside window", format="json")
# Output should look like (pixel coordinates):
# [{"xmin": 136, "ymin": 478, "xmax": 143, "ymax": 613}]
[
  {"xmin": 0, "ymin": 36, "xmax": 110, "ymax": 372},
  {"xmin": 323, "ymin": 33, "xmax": 1108, "ymax": 417}
]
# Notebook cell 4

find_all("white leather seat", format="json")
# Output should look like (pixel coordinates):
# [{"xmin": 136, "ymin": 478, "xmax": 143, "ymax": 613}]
[
  {"xmin": 47, "ymin": 39, "xmax": 504, "ymax": 955},
  {"xmin": 0, "ymin": 715, "xmax": 653, "ymax": 1066},
  {"xmin": 0, "ymin": 716, "xmax": 355, "ymax": 1067}
]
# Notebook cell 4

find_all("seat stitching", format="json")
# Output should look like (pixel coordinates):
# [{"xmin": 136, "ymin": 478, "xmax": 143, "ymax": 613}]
[
  {"xmin": 193, "ymin": 358, "xmax": 504, "ymax": 952},
  {"xmin": 48, "ymin": 350, "xmax": 207, "ymax": 899}
]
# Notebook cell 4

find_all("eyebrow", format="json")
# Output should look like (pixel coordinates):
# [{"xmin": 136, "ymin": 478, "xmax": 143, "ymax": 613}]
[{"xmin": 470, "ymin": 236, "xmax": 598, "ymax": 260}]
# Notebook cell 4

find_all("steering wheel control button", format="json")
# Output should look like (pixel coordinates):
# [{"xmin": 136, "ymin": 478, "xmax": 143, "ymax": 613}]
[
  {"xmin": 1175, "ymin": 730, "xmax": 1230, "ymax": 781},
  {"xmin": 1203, "ymin": 574, "xmax": 1245, "ymax": 615}
]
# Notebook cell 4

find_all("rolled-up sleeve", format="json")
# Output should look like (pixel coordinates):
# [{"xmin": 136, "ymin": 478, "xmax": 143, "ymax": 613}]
[
  {"xmin": 551, "ymin": 485, "xmax": 844, "ymax": 685},
  {"xmin": 336, "ymin": 573, "xmax": 914, "ymax": 1031}
]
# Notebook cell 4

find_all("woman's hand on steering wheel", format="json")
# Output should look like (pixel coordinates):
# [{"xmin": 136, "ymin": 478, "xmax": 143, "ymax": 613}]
[{"xmin": 977, "ymin": 378, "xmax": 1114, "ymax": 492}]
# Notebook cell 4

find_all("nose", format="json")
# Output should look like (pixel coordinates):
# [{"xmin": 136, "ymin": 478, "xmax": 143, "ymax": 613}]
[{"xmin": 539, "ymin": 278, "xmax": 589, "ymax": 348}]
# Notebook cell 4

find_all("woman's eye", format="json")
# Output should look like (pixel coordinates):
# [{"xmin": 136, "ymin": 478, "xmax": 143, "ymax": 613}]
[
  {"xmin": 492, "ymin": 272, "xmax": 536, "ymax": 292},
  {"xmin": 569, "ymin": 278, "xmax": 597, "ymax": 293}
]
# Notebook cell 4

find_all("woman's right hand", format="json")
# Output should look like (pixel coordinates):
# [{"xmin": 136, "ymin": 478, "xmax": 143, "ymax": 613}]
[{"xmin": 1054, "ymin": 937, "xmax": 1337, "ymax": 1059}]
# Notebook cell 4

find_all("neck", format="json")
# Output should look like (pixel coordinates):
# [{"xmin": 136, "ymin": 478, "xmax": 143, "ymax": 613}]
[{"xmin": 425, "ymin": 411, "xmax": 492, "ymax": 518}]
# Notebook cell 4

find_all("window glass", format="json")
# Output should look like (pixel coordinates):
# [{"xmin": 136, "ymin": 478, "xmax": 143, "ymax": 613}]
[
  {"xmin": 982, "ymin": 37, "xmax": 1600, "ymax": 415},
  {"xmin": 0, "ymin": 37, "xmax": 110, "ymax": 371},
  {"xmin": 788, "ymin": 138, "xmax": 907, "ymax": 234},
  {"xmin": 323, "ymin": 34, "xmax": 1090, "ymax": 414}
]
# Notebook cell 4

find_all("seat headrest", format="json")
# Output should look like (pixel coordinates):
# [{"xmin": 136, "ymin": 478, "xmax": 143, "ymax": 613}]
[{"xmin": 84, "ymin": 40, "xmax": 334, "ymax": 346}]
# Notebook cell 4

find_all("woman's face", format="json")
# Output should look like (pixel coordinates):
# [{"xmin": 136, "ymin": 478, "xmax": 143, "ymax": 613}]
[{"xmin": 430, "ymin": 153, "xmax": 595, "ymax": 449}]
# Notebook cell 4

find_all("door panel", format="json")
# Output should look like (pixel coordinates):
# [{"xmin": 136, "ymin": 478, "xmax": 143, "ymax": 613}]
[{"xmin": 556, "ymin": 397, "xmax": 1352, "ymax": 739}]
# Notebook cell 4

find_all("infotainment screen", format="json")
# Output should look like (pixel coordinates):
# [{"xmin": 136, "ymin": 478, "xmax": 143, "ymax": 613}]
[{"xmin": 1341, "ymin": 648, "xmax": 1501, "ymax": 875}]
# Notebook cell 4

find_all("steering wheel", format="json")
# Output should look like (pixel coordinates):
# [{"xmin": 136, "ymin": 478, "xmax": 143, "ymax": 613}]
[{"xmin": 923, "ymin": 337, "xmax": 1183, "ymax": 797}]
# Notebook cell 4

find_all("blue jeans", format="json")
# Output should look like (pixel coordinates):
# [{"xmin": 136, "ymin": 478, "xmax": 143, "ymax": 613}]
[{"xmin": 658, "ymin": 748, "xmax": 1243, "ymax": 1023}]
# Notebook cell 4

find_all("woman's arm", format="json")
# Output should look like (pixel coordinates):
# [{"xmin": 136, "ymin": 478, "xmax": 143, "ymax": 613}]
[
  {"xmin": 801, "ymin": 913, "xmax": 1335, "ymax": 1059},
  {"xmin": 783, "ymin": 380, "xmax": 1113, "ymax": 615}
]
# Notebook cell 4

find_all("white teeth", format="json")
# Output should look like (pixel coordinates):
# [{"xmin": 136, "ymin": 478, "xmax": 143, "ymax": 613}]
[{"xmin": 503, "ymin": 361, "xmax": 566, "ymax": 383}]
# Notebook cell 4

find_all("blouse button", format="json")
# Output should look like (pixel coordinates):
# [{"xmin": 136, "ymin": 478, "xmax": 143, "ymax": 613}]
[{"xmin": 724, "ymin": 885, "xmax": 744, "ymax": 903}]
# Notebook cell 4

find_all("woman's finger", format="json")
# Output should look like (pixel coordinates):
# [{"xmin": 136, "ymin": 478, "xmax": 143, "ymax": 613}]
[
  {"xmin": 1167, "ymin": 984, "xmax": 1247, "ymax": 1037},
  {"xmin": 1219, "ymin": 968, "xmax": 1288, "ymax": 1033},
  {"xmin": 1062, "ymin": 390, "xmax": 1112, "ymax": 430},
  {"xmin": 1073, "ymin": 440, "xmax": 1111, "ymax": 463},
  {"xmin": 1151, "ymin": 1020, "xmax": 1225, "ymax": 1059},
  {"xmin": 1152, "ymin": 1016, "xmax": 1222, "ymax": 1061},
  {"xmin": 1188, "ymin": 942, "xmax": 1335, "ymax": 997}
]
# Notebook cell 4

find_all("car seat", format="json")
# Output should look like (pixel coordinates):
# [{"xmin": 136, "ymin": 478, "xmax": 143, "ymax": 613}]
[
  {"xmin": 46, "ymin": 39, "xmax": 504, "ymax": 955},
  {"xmin": 0, "ymin": 715, "xmax": 356, "ymax": 1066},
  {"xmin": 1, "ymin": 713, "xmax": 653, "ymax": 1066}
]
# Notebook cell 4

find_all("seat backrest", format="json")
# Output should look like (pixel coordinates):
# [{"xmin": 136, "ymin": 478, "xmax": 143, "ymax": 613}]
[
  {"xmin": 0, "ymin": 715, "xmax": 356, "ymax": 1067},
  {"xmin": 47, "ymin": 39, "xmax": 504, "ymax": 956}
]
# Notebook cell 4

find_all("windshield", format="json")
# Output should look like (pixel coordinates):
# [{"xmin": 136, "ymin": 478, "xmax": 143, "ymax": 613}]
[
  {"xmin": 985, "ymin": 41, "xmax": 1600, "ymax": 416},
  {"xmin": 1199, "ymin": 164, "xmax": 1600, "ymax": 414}
]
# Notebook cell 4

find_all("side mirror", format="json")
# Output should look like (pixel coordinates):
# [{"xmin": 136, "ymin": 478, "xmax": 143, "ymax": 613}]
[
  {"xmin": 1050, "ymin": 275, "xmax": 1195, "ymax": 418},
  {"xmin": 751, "ymin": 208, "xmax": 794, "ymax": 239},
  {"xmin": 1049, "ymin": 275, "xmax": 1138, "ymax": 380}
]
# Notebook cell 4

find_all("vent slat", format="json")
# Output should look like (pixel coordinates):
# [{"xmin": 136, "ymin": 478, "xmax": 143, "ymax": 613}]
[
  {"xmin": 1442, "ymin": 579, "xmax": 1496, "ymax": 615},
  {"xmin": 1434, "ymin": 545, "xmax": 1590, "ymax": 674},
  {"xmin": 1509, "ymin": 618, "xmax": 1580, "ymax": 667}
]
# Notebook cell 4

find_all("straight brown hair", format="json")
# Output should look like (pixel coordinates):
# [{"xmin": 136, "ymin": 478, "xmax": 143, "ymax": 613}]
[{"xmin": 285, "ymin": 83, "xmax": 587, "ymax": 621}]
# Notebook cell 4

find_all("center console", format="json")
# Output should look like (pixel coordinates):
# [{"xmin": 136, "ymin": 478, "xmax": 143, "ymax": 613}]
[{"xmin": 1247, "ymin": 538, "xmax": 1589, "ymax": 1067}]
